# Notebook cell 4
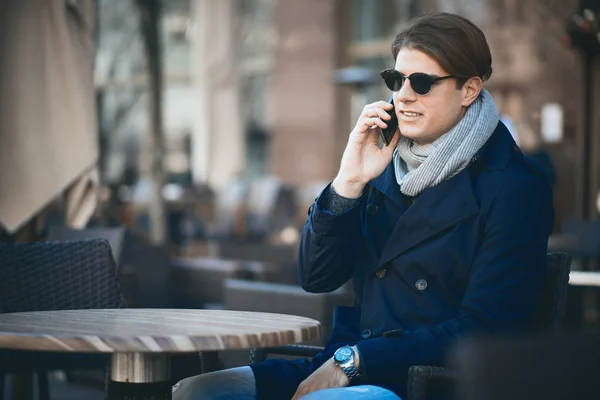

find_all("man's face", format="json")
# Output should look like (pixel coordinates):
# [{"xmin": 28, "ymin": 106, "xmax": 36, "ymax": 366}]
[{"xmin": 393, "ymin": 47, "xmax": 468, "ymax": 145}]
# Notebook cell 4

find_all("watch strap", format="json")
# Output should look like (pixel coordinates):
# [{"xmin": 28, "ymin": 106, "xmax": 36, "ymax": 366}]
[{"xmin": 341, "ymin": 362, "xmax": 361, "ymax": 382}]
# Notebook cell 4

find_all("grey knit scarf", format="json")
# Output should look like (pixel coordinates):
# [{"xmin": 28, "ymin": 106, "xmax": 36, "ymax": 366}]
[{"xmin": 393, "ymin": 89, "xmax": 499, "ymax": 197}]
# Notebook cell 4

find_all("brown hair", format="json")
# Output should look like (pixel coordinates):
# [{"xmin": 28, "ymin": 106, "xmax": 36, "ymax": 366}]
[{"xmin": 392, "ymin": 13, "xmax": 493, "ymax": 88}]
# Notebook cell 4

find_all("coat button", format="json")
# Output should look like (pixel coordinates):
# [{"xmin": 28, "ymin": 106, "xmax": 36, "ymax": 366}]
[
  {"xmin": 375, "ymin": 268, "xmax": 387, "ymax": 278},
  {"xmin": 361, "ymin": 329, "xmax": 372, "ymax": 339},
  {"xmin": 367, "ymin": 203, "xmax": 379, "ymax": 215},
  {"xmin": 415, "ymin": 279, "xmax": 428, "ymax": 291}
]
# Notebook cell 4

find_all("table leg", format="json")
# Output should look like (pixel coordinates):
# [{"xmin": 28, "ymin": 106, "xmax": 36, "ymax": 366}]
[{"xmin": 107, "ymin": 353, "xmax": 172, "ymax": 400}]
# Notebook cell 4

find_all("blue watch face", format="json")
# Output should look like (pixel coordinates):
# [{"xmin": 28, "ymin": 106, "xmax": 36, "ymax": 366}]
[{"xmin": 334, "ymin": 346, "xmax": 353, "ymax": 363}]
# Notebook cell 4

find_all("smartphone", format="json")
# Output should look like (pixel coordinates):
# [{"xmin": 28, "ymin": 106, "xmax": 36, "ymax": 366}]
[{"xmin": 380, "ymin": 95, "xmax": 398, "ymax": 146}]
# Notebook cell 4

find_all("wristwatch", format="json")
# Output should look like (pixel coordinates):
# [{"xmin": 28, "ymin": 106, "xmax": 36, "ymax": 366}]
[{"xmin": 333, "ymin": 345, "xmax": 361, "ymax": 383}]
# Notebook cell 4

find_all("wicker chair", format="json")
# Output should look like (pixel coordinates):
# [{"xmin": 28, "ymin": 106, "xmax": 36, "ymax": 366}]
[
  {"xmin": 0, "ymin": 239, "xmax": 127, "ymax": 400},
  {"xmin": 249, "ymin": 252, "xmax": 573, "ymax": 400}
]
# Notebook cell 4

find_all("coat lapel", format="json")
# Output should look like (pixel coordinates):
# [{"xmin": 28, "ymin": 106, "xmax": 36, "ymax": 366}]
[
  {"xmin": 368, "ymin": 162, "xmax": 405, "ymax": 209},
  {"xmin": 375, "ymin": 168, "xmax": 479, "ymax": 270}
]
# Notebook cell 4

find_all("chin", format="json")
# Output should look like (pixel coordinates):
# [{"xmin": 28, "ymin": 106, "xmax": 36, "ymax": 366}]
[
  {"xmin": 399, "ymin": 125, "xmax": 442, "ymax": 144},
  {"xmin": 399, "ymin": 127, "xmax": 425, "ymax": 141}
]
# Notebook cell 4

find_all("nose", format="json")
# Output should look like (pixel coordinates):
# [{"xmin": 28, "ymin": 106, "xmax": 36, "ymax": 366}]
[{"xmin": 395, "ymin": 77, "xmax": 417, "ymax": 104}]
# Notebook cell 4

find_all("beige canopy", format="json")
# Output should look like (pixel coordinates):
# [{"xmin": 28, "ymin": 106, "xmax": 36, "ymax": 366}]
[{"xmin": 0, "ymin": 0, "xmax": 98, "ymax": 233}]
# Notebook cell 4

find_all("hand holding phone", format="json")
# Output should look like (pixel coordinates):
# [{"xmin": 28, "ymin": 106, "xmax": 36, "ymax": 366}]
[
  {"xmin": 380, "ymin": 95, "xmax": 398, "ymax": 146},
  {"xmin": 333, "ymin": 98, "xmax": 400, "ymax": 198}
]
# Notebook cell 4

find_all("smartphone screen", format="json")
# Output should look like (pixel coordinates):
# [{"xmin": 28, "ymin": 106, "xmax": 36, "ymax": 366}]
[{"xmin": 380, "ymin": 95, "xmax": 398, "ymax": 146}]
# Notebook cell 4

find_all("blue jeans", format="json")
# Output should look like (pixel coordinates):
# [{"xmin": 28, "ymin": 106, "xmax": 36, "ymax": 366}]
[{"xmin": 172, "ymin": 366, "xmax": 402, "ymax": 400}]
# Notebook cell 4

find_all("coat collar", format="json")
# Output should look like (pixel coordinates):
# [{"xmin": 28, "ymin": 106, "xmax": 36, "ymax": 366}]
[
  {"xmin": 367, "ymin": 121, "xmax": 515, "ymax": 270},
  {"xmin": 479, "ymin": 121, "xmax": 516, "ymax": 171}
]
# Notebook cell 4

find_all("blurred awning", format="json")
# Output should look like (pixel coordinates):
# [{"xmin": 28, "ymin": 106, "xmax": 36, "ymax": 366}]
[{"xmin": 0, "ymin": 0, "xmax": 98, "ymax": 233}]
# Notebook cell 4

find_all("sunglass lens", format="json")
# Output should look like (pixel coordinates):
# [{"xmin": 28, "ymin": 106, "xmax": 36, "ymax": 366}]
[
  {"xmin": 410, "ymin": 74, "xmax": 433, "ymax": 95},
  {"xmin": 391, "ymin": 74, "xmax": 404, "ymax": 91},
  {"xmin": 384, "ymin": 77, "xmax": 399, "ymax": 91},
  {"xmin": 381, "ymin": 70, "xmax": 403, "ymax": 92}
]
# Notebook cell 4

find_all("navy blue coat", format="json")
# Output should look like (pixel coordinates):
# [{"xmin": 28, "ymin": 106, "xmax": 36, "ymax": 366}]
[{"xmin": 251, "ymin": 122, "xmax": 554, "ymax": 399}]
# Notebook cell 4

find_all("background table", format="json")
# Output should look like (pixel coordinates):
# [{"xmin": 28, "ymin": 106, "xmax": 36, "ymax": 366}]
[
  {"xmin": 570, "ymin": 271, "xmax": 600, "ymax": 287},
  {"xmin": 0, "ymin": 309, "xmax": 322, "ymax": 399}
]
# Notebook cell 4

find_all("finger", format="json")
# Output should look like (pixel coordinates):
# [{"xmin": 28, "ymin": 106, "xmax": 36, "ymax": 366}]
[
  {"xmin": 382, "ymin": 101, "xmax": 394, "ymax": 110},
  {"xmin": 360, "ymin": 117, "xmax": 387, "ymax": 131},
  {"xmin": 360, "ymin": 104, "xmax": 392, "ymax": 119},
  {"xmin": 365, "ymin": 100, "xmax": 394, "ymax": 110},
  {"xmin": 377, "ymin": 108, "xmax": 393, "ymax": 120},
  {"xmin": 363, "ymin": 108, "xmax": 392, "ymax": 121}
]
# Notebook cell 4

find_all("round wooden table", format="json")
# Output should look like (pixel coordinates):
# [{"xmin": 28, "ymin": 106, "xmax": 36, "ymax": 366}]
[{"xmin": 0, "ymin": 309, "xmax": 322, "ymax": 399}]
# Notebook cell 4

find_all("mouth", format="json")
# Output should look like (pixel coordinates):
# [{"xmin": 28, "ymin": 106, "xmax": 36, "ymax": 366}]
[
  {"xmin": 398, "ymin": 110, "xmax": 423, "ymax": 120},
  {"xmin": 399, "ymin": 110, "xmax": 422, "ymax": 117}
]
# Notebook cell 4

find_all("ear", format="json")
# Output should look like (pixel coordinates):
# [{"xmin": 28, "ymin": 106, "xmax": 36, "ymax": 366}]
[{"xmin": 461, "ymin": 77, "xmax": 482, "ymax": 107}]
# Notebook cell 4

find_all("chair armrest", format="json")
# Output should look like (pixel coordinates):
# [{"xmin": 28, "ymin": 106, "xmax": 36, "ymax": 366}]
[
  {"xmin": 250, "ymin": 345, "xmax": 324, "ymax": 364},
  {"xmin": 407, "ymin": 365, "xmax": 457, "ymax": 400}
]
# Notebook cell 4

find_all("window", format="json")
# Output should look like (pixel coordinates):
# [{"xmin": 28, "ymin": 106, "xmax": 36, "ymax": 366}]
[
  {"xmin": 354, "ymin": 0, "xmax": 417, "ymax": 43},
  {"xmin": 236, "ymin": 0, "xmax": 276, "ymax": 177}
]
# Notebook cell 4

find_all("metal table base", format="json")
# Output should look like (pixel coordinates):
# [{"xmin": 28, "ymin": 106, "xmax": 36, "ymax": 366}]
[{"xmin": 108, "ymin": 353, "xmax": 171, "ymax": 400}]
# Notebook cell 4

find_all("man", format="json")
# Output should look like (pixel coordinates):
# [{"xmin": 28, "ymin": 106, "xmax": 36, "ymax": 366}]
[{"xmin": 174, "ymin": 12, "xmax": 553, "ymax": 400}]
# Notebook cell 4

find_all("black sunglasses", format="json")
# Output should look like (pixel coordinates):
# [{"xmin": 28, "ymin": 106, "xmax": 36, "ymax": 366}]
[{"xmin": 380, "ymin": 68, "xmax": 458, "ymax": 95}]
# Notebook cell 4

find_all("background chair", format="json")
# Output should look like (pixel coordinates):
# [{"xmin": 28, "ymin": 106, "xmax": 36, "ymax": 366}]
[
  {"xmin": 248, "ymin": 252, "xmax": 572, "ymax": 400},
  {"xmin": 46, "ymin": 226, "xmax": 172, "ymax": 308},
  {"xmin": 450, "ymin": 333, "xmax": 600, "ymax": 400},
  {"xmin": 0, "ymin": 239, "xmax": 127, "ymax": 400}
]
